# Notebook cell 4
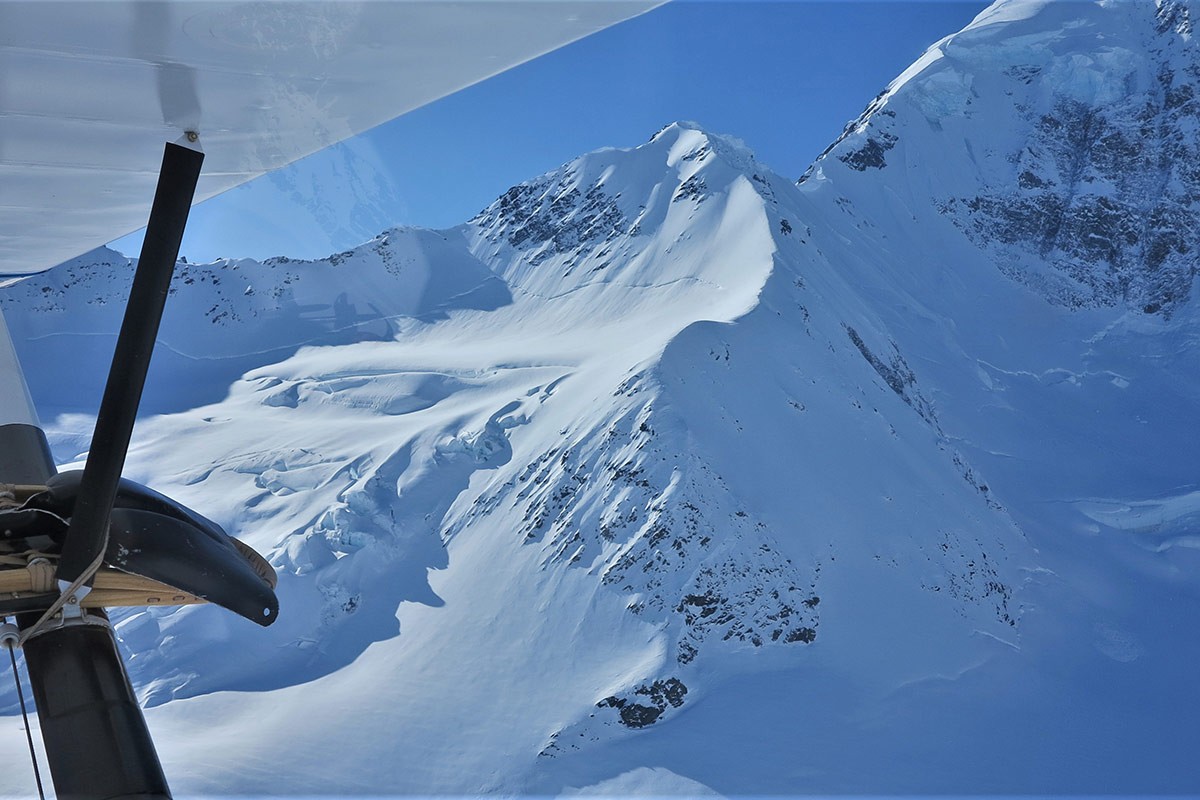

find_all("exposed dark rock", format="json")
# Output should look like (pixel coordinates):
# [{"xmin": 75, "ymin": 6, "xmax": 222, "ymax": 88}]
[
  {"xmin": 806, "ymin": 4, "xmax": 1200, "ymax": 317},
  {"xmin": 839, "ymin": 132, "xmax": 898, "ymax": 171},
  {"xmin": 802, "ymin": 90, "xmax": 897, "ymax": 182},
  {"xmin": 598, "ymin": 678, "xmax": 689, "ymax": 729},
  {"xmin": 673, "ymin": 174, "xmax": 708, "ymax": 204},
  {"xmin": 922, "ymin": 531, "xmax": 1016, "ymax": 627},
  {"xmin": 784, "ymin": 627, "xmax": 816, "ymax": 643},
  {"xmin": 845, "ymin": 325, "xmax": 939, "ymax": 428},
  {"xmin": 945, "ymin": 52, "xmax": 1200, "ymax": 315},
  {"xmin": 1156, "ymin": 0, "xmax": 1193, "ymax": 36},
  {"xmin": 475, "ymin": 173, "xmax": 628, "ymax": 256}
]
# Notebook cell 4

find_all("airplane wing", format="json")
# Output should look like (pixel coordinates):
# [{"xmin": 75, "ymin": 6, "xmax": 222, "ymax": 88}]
[{"xmin": 0, "ymin": 0, "xmax": 662, "ymax": 276}]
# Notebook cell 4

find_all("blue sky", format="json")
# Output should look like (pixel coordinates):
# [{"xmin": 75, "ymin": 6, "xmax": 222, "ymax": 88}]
[{"xmin": 114, "ymin": 1, "xmax": 991, "ymax": 264}]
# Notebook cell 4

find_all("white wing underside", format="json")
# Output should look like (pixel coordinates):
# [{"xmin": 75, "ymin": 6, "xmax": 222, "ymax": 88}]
[{"xmin": 0, "ymin": 0, "xmax": 660, "ymax": 276}]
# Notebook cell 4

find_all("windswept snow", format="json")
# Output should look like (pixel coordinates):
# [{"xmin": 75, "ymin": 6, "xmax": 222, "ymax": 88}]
[{"xmin": 559, "ymin": 766, "xmax": 723, "ymax": 797}]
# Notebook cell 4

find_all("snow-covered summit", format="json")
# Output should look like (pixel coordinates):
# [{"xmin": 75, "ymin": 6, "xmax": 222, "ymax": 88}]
[
  {"xmin": 807, "ymin": 0, "xmax": 1200, "ymax": 315},
  {"xmin": 467, "ymin": 120, "xmax": 780, "ymax": 307}
]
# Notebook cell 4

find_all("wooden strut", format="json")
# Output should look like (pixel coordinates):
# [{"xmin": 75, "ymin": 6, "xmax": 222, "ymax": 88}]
[
  {"xmin": 0, "ymin": 560, "xmax": 206, "ymax": 608},
  {"xmin": 0, "ymin": 539, "xmax": 277, "ymax": 610},
  {"xmin": 0, "ymin": 484, "xmax": 50, "ymax": 505},
  {"xmin": 1, "ymin": 482, "xmax": 278, "ymax": 609}
]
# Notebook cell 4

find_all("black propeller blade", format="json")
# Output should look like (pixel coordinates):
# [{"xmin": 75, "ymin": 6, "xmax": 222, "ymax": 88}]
[{"xmin": 55, "ymin": 142, "xmax": 205, "ymax": 591}]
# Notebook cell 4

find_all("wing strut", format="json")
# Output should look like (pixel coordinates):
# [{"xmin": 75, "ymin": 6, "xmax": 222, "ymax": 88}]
[
  {"xmin": 1, "ymin": 140, "xmax": 208, "ymax": 800},
  {"xmin": 56, "ymin": 141, "xmax": 204, "ymax": 591}
]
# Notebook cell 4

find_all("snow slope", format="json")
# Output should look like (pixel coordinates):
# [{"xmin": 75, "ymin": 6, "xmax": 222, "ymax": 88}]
[{"xmin": 3, "ymin": 0, "xmax": 1199, "ymax": 795}]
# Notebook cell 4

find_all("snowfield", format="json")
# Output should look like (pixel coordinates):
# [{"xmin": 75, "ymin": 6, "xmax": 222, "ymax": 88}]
[{"xmin": 3, "ymin": 0, "xmax": 1199, "ymax": 795}]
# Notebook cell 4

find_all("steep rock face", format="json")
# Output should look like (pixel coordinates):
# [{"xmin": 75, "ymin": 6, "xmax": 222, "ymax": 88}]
[
  {"xmin": 809, "ymin": 0, "xmax": 1200, "ymax": 315},
  {"xmin": 454, "ymin": 369, "xmax": 823, "ymax": 679}
]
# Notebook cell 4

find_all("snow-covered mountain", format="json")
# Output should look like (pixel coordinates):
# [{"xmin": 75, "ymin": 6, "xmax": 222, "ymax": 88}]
[{"xmin": 3, "ymin": 0, "xmax": 1199, "ymax": 795}]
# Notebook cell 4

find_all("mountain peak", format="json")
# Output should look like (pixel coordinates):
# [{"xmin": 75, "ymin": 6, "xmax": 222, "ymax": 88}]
[
  {"xmin": 647, "ymin": 120, "xmax": 758, "ymax": 171},
  {"xmin": 804, "ymin": 0, "xmax": 1200, "ymax": 315},
  {"xmin": 465, "ymin": 121, "xmax": 783, "ymax": 303}
]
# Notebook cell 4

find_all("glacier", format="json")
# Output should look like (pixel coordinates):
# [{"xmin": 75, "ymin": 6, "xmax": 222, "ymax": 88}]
[{"xmin": 2, "ymin": 0, "xmax": 1199, "ymax": 795}]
